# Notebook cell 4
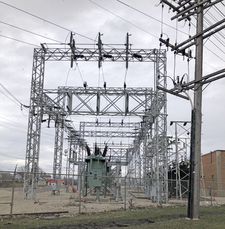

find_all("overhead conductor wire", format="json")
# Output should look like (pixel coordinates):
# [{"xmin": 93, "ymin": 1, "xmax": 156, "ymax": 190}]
[{"xmin": 0, "ymin": 0, "xmax": 95, "ymax": 42}]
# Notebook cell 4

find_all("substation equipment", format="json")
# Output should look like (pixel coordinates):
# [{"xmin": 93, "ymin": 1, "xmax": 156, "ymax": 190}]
[
  {"xmin": 167, "ymin": 121, "xmax": 191, "ymax": 200},
  {"xmin": 24, "ymin": 33, "xmax": 168, "ymax": 204},
  {"xmin": 83, "ymin": 144, "xmax": 108, "ymax": 201}
]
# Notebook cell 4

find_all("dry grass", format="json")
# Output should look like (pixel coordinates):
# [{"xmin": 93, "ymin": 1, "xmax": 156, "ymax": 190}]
[{"xmin": 1, "ymin": 205, "xmax": 225, "ymax": 228}]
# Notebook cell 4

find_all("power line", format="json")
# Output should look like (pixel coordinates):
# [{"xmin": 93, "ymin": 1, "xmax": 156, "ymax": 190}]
[
  {"xmin": 88, "ymin": 0, "xmax": 223, "ymax": 67},
  {"xmin": 114, "ymin": 0, "xmax": 189, "ymax": 36},
  {"xmin": 0, "ymin": 120, "xmax": 55, "ymax": 139},
  {"xmin": 115, "ymin": 0, "xmax": 225, "ymax": 63},
  {"xmin": 189, "ymin": 3, "xmax": 225, "ymax": 62},
  {"xmin": 204, "ymin": 16, "xmax": 225, "ymax": 54},
  {"xmin": 0, "ymin": 82, "xmax": 29, "ymax": 109},
  {"xmin": 211, "ymin": 6, "xmax": 225, "ymax": 41},
  {"xmin": 88, "ymin": 0, "xmax": 158, "ymax": 39},
  {"xmin": 0, "ymin": 152, "xmax": 24, "ymax": 160},
  {"xmin": 0, "ymin": 0, "xmax": 95, "ymax": 42},
  {"xmin": 0, "ymin": 122, "xmax": 27, "ymax": 134},
  {"xmin": 0, "ymin": 20, "xmax": 62, "ymax": 43},
  {"xmin": 0, "ymin": 89, "xmax": 19, "ymax": 106},
  {"xmin": 0, "ymin": 34, "xmax": 39, "ymax": 47}
]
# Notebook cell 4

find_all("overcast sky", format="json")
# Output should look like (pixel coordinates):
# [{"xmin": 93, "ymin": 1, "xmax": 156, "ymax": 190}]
[{"xmin": 0, "ymin": 0, "xmax": 225, "ymax": 172}]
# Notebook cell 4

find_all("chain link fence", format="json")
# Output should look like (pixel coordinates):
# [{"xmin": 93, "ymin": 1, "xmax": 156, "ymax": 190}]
[{"xmin": 1, "ymin": 171, "xmax": 225, "ymax": 216}]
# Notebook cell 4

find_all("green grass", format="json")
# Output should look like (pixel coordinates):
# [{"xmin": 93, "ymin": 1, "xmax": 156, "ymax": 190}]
[{"xmin": 1, "ymin": 205, "xmax": 225, "ymax": 228}]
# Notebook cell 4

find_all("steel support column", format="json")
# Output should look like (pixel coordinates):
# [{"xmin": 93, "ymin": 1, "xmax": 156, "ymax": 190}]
[
  {"xmin": 53, "ymin": 92, "xmax": 65, "ymax": 180},
  {"xmin": 24, "ymin": 49, "xmax": 45, "ymax": 199}
]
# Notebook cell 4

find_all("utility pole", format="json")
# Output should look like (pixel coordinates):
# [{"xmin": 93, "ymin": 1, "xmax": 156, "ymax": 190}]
[
  {"xmin": 188, "ymin": 1, "xmax": 203, "ymax": 219},
  {"xmin": 160, "ymin": 0, "xmax": 224, "ymax": 219}
]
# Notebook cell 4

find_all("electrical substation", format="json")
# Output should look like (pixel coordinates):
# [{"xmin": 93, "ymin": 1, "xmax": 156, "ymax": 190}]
[
  {"xmin": 23, "ymin": 32, "xmax": 169, "ymax": 204},
  {"xmin": 2, "ymin": 0, "xmax": 225, "ymax": 225}
]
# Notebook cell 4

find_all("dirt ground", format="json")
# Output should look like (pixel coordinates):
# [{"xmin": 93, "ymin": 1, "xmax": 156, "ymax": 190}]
[
  {"xmin": 0, "ymin": 186, "xmax": 224, "ymax": 216},
  {"xmin": 0, "ymin": 186, "xmax": 156, "ymax": 215}
]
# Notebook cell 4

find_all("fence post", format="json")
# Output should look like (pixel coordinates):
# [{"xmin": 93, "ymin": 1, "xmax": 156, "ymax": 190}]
[
  {"xmin": 124, "ymin": 176, "xmax": 127, "ymax": 210},
  {"xmin": 210, "ymin": 186, "xmax": 212, "ymax": 206},
  {"xmin": 10, "ymin": 165, "xmax": 17, "ymax": 216},
  {"xmin": 78, "ymin": 174, "xmax": 82, "ymax": 214}
]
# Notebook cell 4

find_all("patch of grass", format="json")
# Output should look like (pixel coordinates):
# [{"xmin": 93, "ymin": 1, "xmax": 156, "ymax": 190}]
[{"xmin": 1, "ymin": 206, "xmax": 225, "ymax": 229}]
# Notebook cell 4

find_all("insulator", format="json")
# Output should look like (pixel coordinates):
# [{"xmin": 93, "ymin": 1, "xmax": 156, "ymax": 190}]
[
  {"xmin": 102, "ymin": 145, "xmax": 108, "ymax": 157},
  {"xmin": 125, "ymin": 93, "xmax": 129, "ymax": 115},
  {"xmin": 103, "ymin": 81, "xmax": 106, "ymax": 89},
  {"xmin": 69, "ymin": 32, "xmax": 73, "ymax": 45},
  {"xmin": 86, "ymin": 144, "xmax": 91, "ymax": 156},
  {"xmin": 124, "ymin": 82, "xmax": 126, "ymax": 89},
  {"xmin": 166, "ymin": 38, "xmax": 169, "ymax": 47},
  {"xmin": 188, "ymin": 50, "xmax": 192, "ymax": 58},
  {"xmin": 96, "ymin": 91, "xmax": 100, "ymax": 115},
  {"xmin": 103, "ymin": 53, "xmax": 113, "ymax": 58},
  {"xmin": 83, "ymin": 81, "xmax": 87, "ymax": 88},
  {"xmin": 180, "ymin": 75, "xmax": 184, "ymax": 84},
  {"xmin": 74, "ymin": 54, "xmax": 85, "ymax": 59},
  {"xmin": 48, "ymin": 115, "xmax": 51, "ymax": 128},
  {"xmin": 70, "ymin": 56, "xmax": 73, "ymax": 68},
  {"xmin": 41, "ymin": 43, "xmax": 47, "ymax": 54},
  {"xmin": 132, "ymin": 53, "xmax": 142, "ymax": 59}
]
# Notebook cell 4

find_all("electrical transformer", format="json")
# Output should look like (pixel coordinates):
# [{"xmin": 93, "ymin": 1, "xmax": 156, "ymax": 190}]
[{"xmin": 84, "ymin": 143, "xmax": 108, "ymax": 200}]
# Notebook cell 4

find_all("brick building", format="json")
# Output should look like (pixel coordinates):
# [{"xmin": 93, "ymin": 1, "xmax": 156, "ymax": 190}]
[{"xmin": 201, "ymin": 150, "xmax": 225, "ymax": 197}]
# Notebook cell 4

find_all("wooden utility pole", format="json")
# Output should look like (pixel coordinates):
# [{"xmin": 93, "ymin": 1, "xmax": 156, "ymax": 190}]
[
  {"xmin": 188, "ymin": 1, "xmax": 203, "ymax": 219},
  {"xmin": 160, "ymin": 0, "xmax": 224, "ymax": 219}
]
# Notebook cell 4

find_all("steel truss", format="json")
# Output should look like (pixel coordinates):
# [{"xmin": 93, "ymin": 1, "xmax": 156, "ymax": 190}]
[
  {"xmin": 79, "ymin": 130, "xmax": 138, "ymax": 138},
  {"xmin": 24, "ymin": 35, "xmax": 167, "ymax": 202},
  {"xmin": 127, "ymin": 141, "xmax": 142, "ymax": 190},
  {"xmin": 79, "ymin": 121, "xmax": 140, "ymax": 129},
  {"xmin": 153, "ymin": 53, "xmax": 168, "ymax": 203},
  {"xmin": 52, "ymin": 93, "xmax": 65, "ymax": 180},
  {"xmin": 37, "ymin": 45, "xmax": 165, "ymax": 63},
  {"xmin": 24, "ymin": 49, "xmax": 45, "ymax": 199},
  {"xmin": 44, "ymin": 87, "xmax": 160, "ymax": 116},
  {"xmin": 139, "ymin": 50, "xmax": 168, "ymax": 203},
  {"xmin": 79, "ymin": 121, "xmax": 140, "ymax": 138},
  {"xmin": 79, "ymin": 121, "xmax": 137, "ymax": 165}
]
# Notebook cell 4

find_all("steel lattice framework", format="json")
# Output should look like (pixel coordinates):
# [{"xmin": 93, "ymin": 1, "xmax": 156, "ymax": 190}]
[
  {"xmin": 79, "ymin": 130, "xmax": 138, "ymax": 138},
  {"xmin": 44, "ymin": 87, "xmax": 159, "ymax": 116},
  {"xmin": 24, "ymin": 34, "xmax": 167, "ymax": 202},
  {"xmin": 78, "ymin": 121, "xmax": 138, "ymax": 166},
  {"xmin": 52, "ymin": 93, "xmax": 65, "ymax": 180},
  {"xmin": 36, "ymin": 45, "xmax": 165, "ymax": 63},
  {"xmin": 79, "ymin": 121, "xmax": 140, "ymax": 129}
]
